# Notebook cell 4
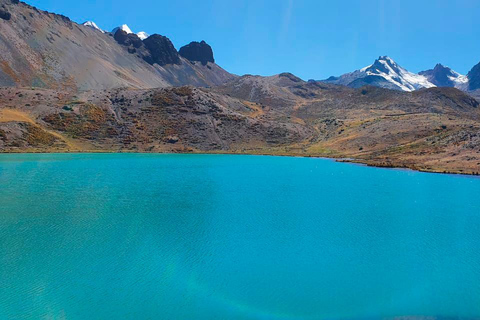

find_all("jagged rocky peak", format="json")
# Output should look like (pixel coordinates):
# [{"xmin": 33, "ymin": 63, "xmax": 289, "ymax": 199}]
[
  {"xmin": 143, "ymin": 34, "xmax": 181, "ymax": 66},
  {"xmin": 179, "ymin": 40, "xmax": 214, "ymax": 65},
  {"xmin": 419, "ymin": 63, "xmax": 467, "ymax": 88},
  {"xmin": 366, "ymin": 56, "xmax": 402, "ymax": 74},
  {"xmin": 111, "ymin": 29, "xmax": 181, "ymax": 67},
  {"xmin": 114, "ymin": 29, "xmax": 143, "ymax": 49}
]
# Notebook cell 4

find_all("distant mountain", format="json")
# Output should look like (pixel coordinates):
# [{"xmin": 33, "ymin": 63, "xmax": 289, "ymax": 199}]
[
  {"xmin": 419, "ymin": 64, "xmax": 468, "ymax": 89},
  {"xmin": 215, "ymin": 72, "xmax": 311, "ymax": 110},
  {"xmin": 324, "ymin": 56, "xmax": 435, "ymax": 92},
  {"xmin": 82, "ymin": 21, "xmax": 104, "ymax": 33}
]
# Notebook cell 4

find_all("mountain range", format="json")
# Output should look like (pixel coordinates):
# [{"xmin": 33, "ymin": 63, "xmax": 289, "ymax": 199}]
[
  {"xmin": 1, "ymin": 0, "xmax": 480, "ymax": 94},
  {"xmin": 0, "ymin": 0, "xmax": 479, "ymax": 175},
  {"xmin": 323, "ymin": 56, "xmax": 480, "ymax": 92}
]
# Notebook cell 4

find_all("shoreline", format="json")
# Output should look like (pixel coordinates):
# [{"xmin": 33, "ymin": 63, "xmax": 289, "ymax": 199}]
[{"xmin": 1, "ymin": 149, "xmax": 479, "ymax": 178}]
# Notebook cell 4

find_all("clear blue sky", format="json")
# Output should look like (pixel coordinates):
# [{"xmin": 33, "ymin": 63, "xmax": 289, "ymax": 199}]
[{"xmin": 28, "ymin": 0, "xmax": 480, "ymax": 80}]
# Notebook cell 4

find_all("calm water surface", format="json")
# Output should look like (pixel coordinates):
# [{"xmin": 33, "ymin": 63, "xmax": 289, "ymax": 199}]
[{"xmin": 0, "ymin": 154, "xmax": 479, "ymax": 320}]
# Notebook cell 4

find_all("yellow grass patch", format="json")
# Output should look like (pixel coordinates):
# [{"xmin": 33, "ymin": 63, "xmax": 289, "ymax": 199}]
[
  {"xmin": 0, "ymin": 109, "xmax": 37, "ymax": 124},
  {"xmin": 0, "ymin": 108, "xmax": 86, "ymax": 151}
]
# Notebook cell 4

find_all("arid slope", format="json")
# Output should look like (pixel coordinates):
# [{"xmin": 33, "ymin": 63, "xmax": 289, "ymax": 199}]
[
  {"xmin": 0, "ymin": 0, "xmax": 234, "ymax": 90},
  {"xmin": 1, "ymin": 81, "xmax": 480, "ymax": 175}
]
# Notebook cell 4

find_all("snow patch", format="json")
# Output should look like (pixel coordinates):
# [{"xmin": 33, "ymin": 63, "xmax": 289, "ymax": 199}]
[
  {"xmin": 82, "ymin": 21, "xmax": 104, "ymax": 33},
  {"xmin": 112, "ymin": 24, "xmax": 133, "ymax": 35},
  {"xmin": 136, "ymin": 31, "xmax": 149, "ymax": 40},
  {"xmin": 448, "ymin": 69, "xmax": 469, "ymax": 85}
]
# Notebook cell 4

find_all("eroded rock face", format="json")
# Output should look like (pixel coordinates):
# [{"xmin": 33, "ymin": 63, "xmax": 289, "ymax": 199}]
[
  {"xmin": 143, "ymin": 34, "xmax": 181, "ymax": 66},
  {"xmin": 179, "ymin": 41, "xmax": 214, "ymax": 65}
]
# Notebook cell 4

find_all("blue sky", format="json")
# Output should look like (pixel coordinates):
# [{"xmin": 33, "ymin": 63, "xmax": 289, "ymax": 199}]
[{"xmin": 28, "ymin": 0, "xmax": 480, "ymax": 80}]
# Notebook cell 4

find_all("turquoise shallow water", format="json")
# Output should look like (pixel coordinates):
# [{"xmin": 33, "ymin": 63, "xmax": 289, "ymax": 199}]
[{"xmin": 0, "ymin": 153, "xmax": 479, "ymax": 320}]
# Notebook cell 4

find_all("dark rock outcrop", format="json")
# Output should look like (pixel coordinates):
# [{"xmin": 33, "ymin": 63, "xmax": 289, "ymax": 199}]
[
  {"xmin": 179, "ymin": 40, "xmax": 214, "ymax": 65},
  {"xmin": 113, "ymin": 31, "xmax": 182, "ymax": 67},
  {"xmin": 143, "ymin": 34, "xmax": 181, "ymax": 66},
  {"xmin": 0, "ymin": 9, "xmax": 11, "ymax": 20},
  {"xmin": 114, "ymin": 30, "xmax": 143, "ymax": 49},
  {"xmin": 467, "ymin": 62, "xmax": 480, "ymax": 91}
]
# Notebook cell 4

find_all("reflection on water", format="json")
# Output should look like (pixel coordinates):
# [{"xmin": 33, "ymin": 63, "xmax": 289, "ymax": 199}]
[{"xmin": 0, "ymin": 154, "xmax": 479, "ymax": 319}]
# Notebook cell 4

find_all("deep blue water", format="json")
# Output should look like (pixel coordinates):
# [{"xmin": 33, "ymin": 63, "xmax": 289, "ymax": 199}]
[{"xmin": 0, "ymin": 153, "xmax": 479, "ymax": 320}]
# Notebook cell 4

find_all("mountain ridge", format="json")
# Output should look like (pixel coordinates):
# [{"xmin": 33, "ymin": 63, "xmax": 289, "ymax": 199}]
[
  {"xmin": 323, "ymin": 56, "xmax": 436, "ymax": 92},
  {"xmin": 0, "ymin": 0, "xmax": 235, "ymax": 90},
  {"xmin": 323, "ymin": 56, "xmax": 480, "ymax": 93}
]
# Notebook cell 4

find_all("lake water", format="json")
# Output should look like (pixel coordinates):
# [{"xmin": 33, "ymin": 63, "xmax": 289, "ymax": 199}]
[{"xmin": 0, "ymin": 153, "xmax": 479, "ymax": 320}]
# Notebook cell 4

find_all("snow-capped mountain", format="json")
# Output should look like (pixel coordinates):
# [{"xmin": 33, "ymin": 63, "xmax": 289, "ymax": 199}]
[
  {"xmin": 111, "ymin": 24, "xmax": 149, "ymax": 40},
  {"xmin": 111, "ymin": 24, "xmax": 133, "ymax": 35},
  {"xmin": 419, "ymin": 64, "xmax": 468, "ymax": 89},
  {"xmin": 82, "ymin": 21, "xmax": 104, "ymax": 33},
  {"xmin": 324, "ymin": 56, "xmax": 435, "ymax": 92},
  {"xmin": 136, "ymin": 32, "xmax": 149, "ymax": 40}
]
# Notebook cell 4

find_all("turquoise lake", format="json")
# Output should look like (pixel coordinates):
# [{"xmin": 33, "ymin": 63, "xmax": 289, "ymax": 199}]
[{"xmin": 0, "ymin": 153, "xmax": 479, "ymax": 320}]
